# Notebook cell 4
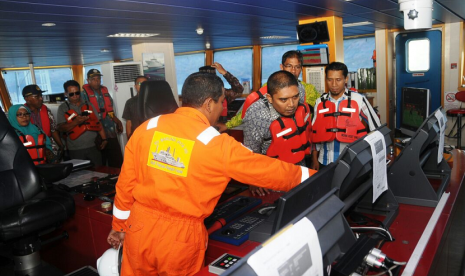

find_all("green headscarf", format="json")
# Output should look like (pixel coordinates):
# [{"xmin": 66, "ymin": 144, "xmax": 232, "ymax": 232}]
[{"xmin": 7, "ymin": 104, "xmax": 53, "ymax": 151}]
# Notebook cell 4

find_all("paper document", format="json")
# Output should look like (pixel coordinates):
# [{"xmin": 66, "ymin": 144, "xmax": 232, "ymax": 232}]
[
  {"xmin": 62, "ymin": 159, "xmax": 91, "ymax": 168},
  {"xmin": 434, "ymin": 110, "xmax": 446, "ymax": 164},
  {"xmin": 56, "ymin": 170, "xmax": 108, "ymax": 188},
  {"xmin": 247, "ymin": 217, "xmax": 323, "ymax": 276},
  {"xmin": 364, "ymin": 130, "xmax": 388, "ymax": 203}
]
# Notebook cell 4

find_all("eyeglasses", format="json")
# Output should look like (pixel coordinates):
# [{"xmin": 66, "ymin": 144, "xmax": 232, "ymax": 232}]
[
  {"xmin": 68, "ymin": 91, "xmax": 81, "ymax": 97},
  {"xmin": 16, "ymin": 112, "xmax": 31, "ymax": 118},
  {"xmin": 283, "ymin": 64, "xmax": 302, "ymax": 70}
]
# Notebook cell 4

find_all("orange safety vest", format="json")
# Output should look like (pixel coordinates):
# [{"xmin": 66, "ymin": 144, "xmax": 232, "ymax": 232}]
[
  {"xmin": 65, "ymin": 102, "xmax": 102, "ymax": 140},
  {"xmin": 266, "ymin": 104, "xmax": 311, "ymax": 164},
  {"xmin": 28, "ymin": 104, "xmax": 51, "ymax": 137},
  {"xmin": 16, "ymin": 129, "xmax": 46, "ymax": 165},
  {"xmin": 241, "ymin": 86, "xmax": 268, "ymax": 119},
  {"xmin": 312, "ymin": 92, "xmax": 367, "ymax": 143},
  {"xmin": 82, "ymin": 84, "xmax": 113, "ymax": 119}
]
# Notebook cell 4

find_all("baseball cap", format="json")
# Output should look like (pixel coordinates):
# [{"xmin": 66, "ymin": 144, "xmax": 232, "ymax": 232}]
[
  {"xmin": 87, "ymin": 69, "xmax": 103, "ymax": 79},
  {"xmin": 22, "ymin": 84, "xmax": 46, "ymax": 97}
]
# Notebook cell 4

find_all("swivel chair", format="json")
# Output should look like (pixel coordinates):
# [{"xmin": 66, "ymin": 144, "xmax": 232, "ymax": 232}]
[
  {"xmin": 446, "ymin": 91, "xmax": 465, "ymax": 149},
  {"xmin": 0, "ymin": 111, "xmax": 75, "ymax": 275},
  {"xmin": 137, "ymin": 80, "xmax": 178, "ymax": 122}
]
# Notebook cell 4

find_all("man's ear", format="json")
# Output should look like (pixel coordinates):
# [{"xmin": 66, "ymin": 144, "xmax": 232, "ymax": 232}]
[
  {"xmin": 203, "ymin": 97, "xmax": 213, "ymax": 113},
  {"xmin": 265, "ymin": 93, "xmax": 273, "ymax": 104}
]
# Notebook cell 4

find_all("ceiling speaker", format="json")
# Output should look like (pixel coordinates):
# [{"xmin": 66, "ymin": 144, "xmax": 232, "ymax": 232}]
[{"xmin": 296, "ymin": 21, "xmax": 330, "ymax": 44}]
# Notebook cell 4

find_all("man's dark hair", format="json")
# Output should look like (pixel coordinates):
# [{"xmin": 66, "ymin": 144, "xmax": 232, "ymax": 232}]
[
  {"xmin": 325, "ymin": 62, "xmax": 348, "ymax": 78},
  {"xmin": 281, "ymin": 50, "xmax": 303, "ymax": 66},
  {"xmin": 63, "ymin": 80, "xmax": 80, "ymax": 93},
  {"xmin": 199, "ymin": 66, "xmax": 216, "ymax": 74},
  {"xmin": 134, "ymin": 75, "xmax": 148, "ymax": 84},
  {"xmin": 182, "ymin": 72, "xmax": 224, "ymax": 108},
  {"xmin": 267, "ymin": 70, "xmax": 299, "ymax": 96}
]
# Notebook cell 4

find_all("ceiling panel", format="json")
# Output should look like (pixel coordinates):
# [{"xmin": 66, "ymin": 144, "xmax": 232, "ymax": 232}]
[{"xmin": 0, "ymin": 0, "xmax": 463, "ymax": 68}]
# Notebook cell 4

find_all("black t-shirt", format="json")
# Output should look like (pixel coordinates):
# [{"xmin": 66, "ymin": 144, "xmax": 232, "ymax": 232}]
[{"xmin": 122, "ymin": 95, "xmax": 142, "ymax": 134}]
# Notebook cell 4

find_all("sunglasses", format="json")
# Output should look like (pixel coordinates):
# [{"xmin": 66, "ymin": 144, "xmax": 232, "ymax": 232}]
[
  {"xmin": 16, "ymin": 112, "xmax": 31, "ymax": 118},
  {"xmin": 68, "ymin": 91, "xmax": 81, "ymax": 97}
]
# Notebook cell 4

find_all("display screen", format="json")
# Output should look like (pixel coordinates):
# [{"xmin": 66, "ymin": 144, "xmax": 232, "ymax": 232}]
[{"xmin": 400, "ymin": 87, "xmax": 430, "ymax": 136}]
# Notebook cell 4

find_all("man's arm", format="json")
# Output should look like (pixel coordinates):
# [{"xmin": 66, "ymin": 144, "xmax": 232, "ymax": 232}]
[
  {"xmin": 359, "ymin": 95, "xmax": 381, "ymax": 131},
  {"xmin": 212, "ymin": 62, "xmax": 244, "ymax": 103},
  {"xmin": 243, "ymin": 108, "xmax": 266, "ymax": 154},
  {"xmin": 126, "ymin": 120, "xmax": 133, "ymax": 139}
]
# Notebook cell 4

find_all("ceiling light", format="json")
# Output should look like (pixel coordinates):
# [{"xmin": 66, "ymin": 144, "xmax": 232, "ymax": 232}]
[
  {"xmin": 206, "ymin": 42, "xmax": 210, "ymax": 49},
  {"xmin": 260, "ymin": 35, "xmax": 292, "ymax": 40},
  {"xmin": 342, "ymin": 21, "xmax": 373, "ymax": 27},
  {"xmin": 101, "ymin": 49, "xmax": 110, "ymax": 53},
  {"xmin": 107, "ymin": 33, "xmax": 159, "ymax": 38},
  {"xmin": 42, "ymin": 23, "xmax": 56, "ymax": 27},
  {"xmin": 196, "ymin": 28, "xmax": 204, "ymax": 35}
]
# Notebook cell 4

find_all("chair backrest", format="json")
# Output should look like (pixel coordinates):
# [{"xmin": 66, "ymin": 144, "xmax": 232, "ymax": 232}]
[
  {"xmin": 137, "ymin": 80, "xmax": 178, "ymax": 123},
  {"xmin": 0, "ymin": 111, "xmax": 41, "ymax": 210},
  {"xmin": 456, "ymin": 91, "xmax": 465, "ymax": 103}
]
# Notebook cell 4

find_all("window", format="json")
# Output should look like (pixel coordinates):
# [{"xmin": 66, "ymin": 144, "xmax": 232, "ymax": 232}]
[
  {"xmin": 174, "ymin": 53, "xmax": 205, "ymax": 95},
  {"xmin": 214, "ymin": 48, "xmax": 252, "ymax": 90},
  {"xmin": 2, "ymin": 67, "xmax": 72, "ymax": 105},
  {"xmin": 83, "ymin": 64, "xmax": 103, "ymax": 82},
  {"xmin": 407, "ymin": 39, "xmax": 430, "ymax": 72},
  {"xmin": 261, "ymin": 44, "xmax": 300, "ymax": 85},
  {"xmin": 344, "ymin": 36, "xmax": 376, "ymax": 72}
]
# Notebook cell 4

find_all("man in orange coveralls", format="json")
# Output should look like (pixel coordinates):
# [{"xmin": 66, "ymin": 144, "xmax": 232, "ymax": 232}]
[{"xmin": 107, "ymin": 72, "xmax": 317, "ymax": 276}]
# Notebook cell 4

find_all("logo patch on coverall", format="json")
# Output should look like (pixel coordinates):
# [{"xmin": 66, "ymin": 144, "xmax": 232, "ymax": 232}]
[{"xmin": 147, "ymin": 131, "xmax": 194, "ymax": 177}]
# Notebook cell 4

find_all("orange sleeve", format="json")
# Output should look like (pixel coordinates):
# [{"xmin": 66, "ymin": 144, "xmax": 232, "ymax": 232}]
[
  {"xmin": 221, "ymin": 135, "xmax": 316, "ymax": 191},
  {"xmin": 112, "ymin": 134, "xmax": 138, "ymax": 232}
]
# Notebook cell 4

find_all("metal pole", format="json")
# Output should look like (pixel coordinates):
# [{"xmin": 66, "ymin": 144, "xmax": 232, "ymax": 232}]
[{"xmin": 28, "ymin": 63, "xmax": 36, "ymax": 84}]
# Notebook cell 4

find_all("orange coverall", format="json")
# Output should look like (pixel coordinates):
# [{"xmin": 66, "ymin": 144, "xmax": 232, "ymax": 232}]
[{"xmin": 112, "ymin": 107, "xmax": 315, "ymax": 276}]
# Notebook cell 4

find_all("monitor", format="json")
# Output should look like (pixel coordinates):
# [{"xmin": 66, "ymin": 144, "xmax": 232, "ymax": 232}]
[
  {"xmin": 271, "ymin": 163, "xmax": 335, "ymax": 235},
  {"xmin": 296, "ymin": 21, "xmax": 330, "ymax": 44},
  {"xmin": 297, "ymin": 44, "xmax": 329, "ymax": 66},
  {"xmin": 227, "ymin": 126, "xmax": 398, "ymax": 275},
  {"xmin": 389, "ymin": 107, "xmax": 451, "ymax": 206},
  {"xmin": 400, "ymin": 87, "xmax": 430, "ymax": 137}
]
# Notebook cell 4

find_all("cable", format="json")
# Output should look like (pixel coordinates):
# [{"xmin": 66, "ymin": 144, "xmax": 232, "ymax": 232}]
[
  {"xmin": 351, "ymin": 226, "xmax": 394, "ymax": 241},
  {"xmin": 370, "ymin": 265, "xmax": 399, "ymax": 276}
]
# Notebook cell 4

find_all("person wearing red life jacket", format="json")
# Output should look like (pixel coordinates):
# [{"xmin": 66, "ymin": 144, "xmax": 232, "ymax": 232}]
[
  {"xmin": 57, "ymin": 80, "xmax": 108, "ymax": 166},
  {"xmin": 311, "ymin": 62, "xmax": 381, "ymax": 171},
  {"xmin": 81, "ymin": 69, "xmax": 124, "ymax": 168},
  {"xmin": 23, "ymin": 84, "xmax": 64, "ymax": 161},
  {"xmin": 243, "ymin": 71, "xmax": 312, "ymax": 196},
  {"xmin": 106, "ymin": 72, "xmax": 316, "ymax": 276},
  {"xmin": 7, "ymin": 104, "xmax": 55, "ymax": 165},
  {"xmin": 226, "ymin": 50, "xmax": 319, "ymax": 130}
]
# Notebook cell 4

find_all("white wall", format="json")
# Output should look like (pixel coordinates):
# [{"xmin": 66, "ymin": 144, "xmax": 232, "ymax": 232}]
[{"xmin": 131, "ymin": 43, "xmax": 179, "ymax": 105}]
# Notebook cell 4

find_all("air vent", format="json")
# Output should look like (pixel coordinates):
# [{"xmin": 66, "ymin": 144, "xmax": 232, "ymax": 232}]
[{"xmin": 113, "ymin": 64, "xmax": 141, "ymax": 83}]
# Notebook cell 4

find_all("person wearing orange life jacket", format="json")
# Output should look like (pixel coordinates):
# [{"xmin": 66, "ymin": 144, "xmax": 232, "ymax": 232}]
[
  {"xmin": 7, "ymin": 104, "xmax": 54, "ymax": 165},
  {"xmin": 311, "ymin": 62, "xmax": 381, "ymax": 171},
  {"xmin": 23, "ymin": 84, "xmax": 64, "ymax": 161},
  {"xmin": 226, "ymin": 50, "xmax": 319, "ymax": 129},
  {"xmin": 57, "ymin": 80, "xmax": 108, "ymax": 166},
  {"xmin": 106, "ymin": 72, "xmax": 317, "ymax": 276},
  {"xmin": 243, "ymin": 71, "xmax": 312, "ymax": 196},
  {"xmin": 81, "ymin": 69, "xmax": 124, "ymax": 168}
]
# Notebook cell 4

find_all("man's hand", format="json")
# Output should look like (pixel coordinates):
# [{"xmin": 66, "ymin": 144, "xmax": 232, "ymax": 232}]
[
  {"xmin": 100, "ymin": 140, "xmax": 108, "ymax": 150},
  {"xmin": 310, "ymin": 150, "xmax": 320, "ymax": 171},
  {"xmin": 250, "ymin": 185, "xmax": 271, "ymax": 196},
  {"xmin": 75, "ymin": 115, "xmax": 89, "ymax": 125},
  {"xmin": 114, "ymin": 117, "xmax": 124, "ymax": 134},
  {"xmin": 107, "ymin": 229, "xmax": 125, "ymax": 249},
  {"xmin": 211, "ymin": 62, "xmax": 227, "ymax": 75}
]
